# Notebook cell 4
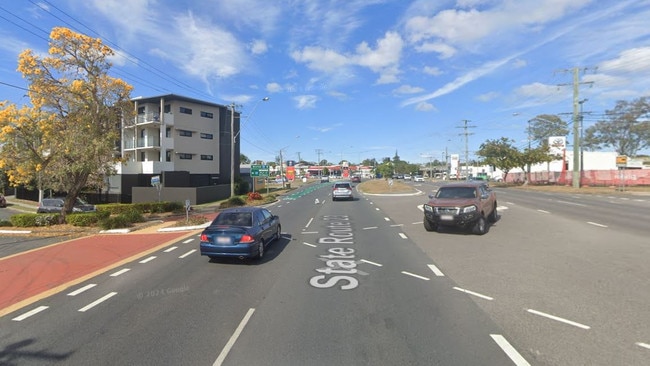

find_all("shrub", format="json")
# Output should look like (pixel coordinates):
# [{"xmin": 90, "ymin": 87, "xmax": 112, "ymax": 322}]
[
  {"xmin": 0, "ymin": 220, "xmax": 12, "ymax": 227},
  {"xmin": 66, "ymin": 213, "xmax": 101, "ymax": 227},
  {"xmin": 11, "ymin": 213, "xmax": 60, "ymax": 227},
  {"xmin": 219, "ymin": 196, "xmax": 246, "ymax": 209},
  {"xmin": 123, "ymin": 208, "xmax": 145, "ymax": 223},
  {"xmin": 99, "ymin": 215, "xmax": 132, "ymax": 230},
  {"xmin": 247, "ymin": 192, "xmax": 263, "ymax": 201}
]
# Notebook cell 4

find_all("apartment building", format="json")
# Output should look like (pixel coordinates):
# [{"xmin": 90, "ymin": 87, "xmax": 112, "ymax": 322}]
[{"xmin": 109, "ymin": 94, "xmax": 239, "ymax": 203}]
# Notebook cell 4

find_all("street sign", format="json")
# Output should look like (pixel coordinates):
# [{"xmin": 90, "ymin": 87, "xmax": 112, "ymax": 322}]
[
  {"xmin": 616, "ymin": 155, "xmax": 628, "ymax": 168},
  {"xmin": 251, "ymin": 164, "xmax": 269, "ymax": 177},
  {"xmin": 151, "ymin": 175, "xmax": 160, "ymax": 186}
]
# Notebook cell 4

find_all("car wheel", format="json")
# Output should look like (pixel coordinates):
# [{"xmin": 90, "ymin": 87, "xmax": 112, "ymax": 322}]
[
  {"xmin": 256, "ymin": 240, "xmax": 264, "ymax": 260},
  {"xmin": 472, "ymin": 216, "xmax": 487, "ymax": 235},
  {"xmin": 488, "ymin": 203, "xmax": 497, "ymax": 223},
  {"xmin": 423, "ymin": 217, "xmax": 438, "ymax": 232},
  {"xmin": 274, "ymin": 225, "xmax": 282, "ymax": 242}
]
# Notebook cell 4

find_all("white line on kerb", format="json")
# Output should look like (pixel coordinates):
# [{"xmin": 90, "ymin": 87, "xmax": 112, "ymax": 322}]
[
  {"xmin": 360, "ymin": 259, "xmax": 382, "ymax": 267},
  {"xmin": 78, "ymin": 292, "xmax": 117, "ymax": 312},
  {"xmin": 526, "ymin": 309, "xmax": 590, "ymax": 329},
  {"xmin": 636, "ymin": 342, "xmax": 650, "ymax": 350},
  {"xmin": 401, "ymin": 271, "xmax": 430, "ymax": 281},
  {"xmin": 490, "ymin": 334, "xmax": 531, "ymax": 366},
  {"xmin": 164, "ymin": 246, "xmax": 178, "ymax": 252},
  {"xmin": 12, "ymin": 306, "xmax": 49, "ymax": 321},
  {"xmin": 302, "ymin": 242, "xmax": 317, "ymax": 248},
  {"xmin": 139, "ymin": 256, "xmax": 157, "ymax": 264},
  {"xmin": 453, "ymin": 287, "xmax": 493, "ymax": 300},
  {"xmin": 398, "ymin": 233, "xmax": 408, "ymax": 239},
  {"xmin": 179, "ymin": 249, "xmax": 196, "ymax": 258},
  {"xmin": 67, "ymin": 284, "xmax": 97, "ymax": 296},
  {"xmin": 362, "ymin": 226, "xmax": 378, "ymax": 230},
  {"xmin": 213, "ymin": 308, "xmax": 255, "ymax": 366},
  {"xmin": 182, "ymin": 238, "xmax": 194, "ymax": 244},
  {"xmin": 305, "ymin": 217, "xmax": 314, "ymax": 228},
  {"xmin": 537, "ymin": 209, "xmax": 550, "ymax": 214},
  {"xmin": 427, "ymin": 264, "xmax": 445, "ymax": 277},
  {"xmin": 110, "ymin": 268, "xmax": 130, "ymax": 277},
  {"xmin": 587, "ymin": 221, "xmax": 608, "ymax": 228}
]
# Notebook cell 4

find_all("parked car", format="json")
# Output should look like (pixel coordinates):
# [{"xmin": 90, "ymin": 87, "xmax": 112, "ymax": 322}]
[
  {"xmin": 199, "ymin": 207, "xmax": 281, "ymax": 260},
  {"xmin": 0, "ymin": 194, "xmax": 6, "ymax": 208},
  {"xmin": 36, "ymin": 197, "xmax": 96, "ymax": 213},
  {"xmin": 332, "ymin": 181, "xmax": 354, "ymax": 201},
  {"xmin": 422, "ymin": 181, "xmax": 497, "ymax": 235}
]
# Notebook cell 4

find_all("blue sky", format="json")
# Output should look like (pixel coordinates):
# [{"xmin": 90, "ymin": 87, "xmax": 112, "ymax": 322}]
[{"xmin": 1, "ymin": 0, "xmax": 649, "ymax": 165}]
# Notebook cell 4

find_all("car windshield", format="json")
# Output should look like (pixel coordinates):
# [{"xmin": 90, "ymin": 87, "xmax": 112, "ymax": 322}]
[
  {"xmin": 213, "ymin": 212, "xmax": 253, "ymax": 226},
  {"xmin": 436, "ymin": 187, "xmax": 476, "ymax": 199}
]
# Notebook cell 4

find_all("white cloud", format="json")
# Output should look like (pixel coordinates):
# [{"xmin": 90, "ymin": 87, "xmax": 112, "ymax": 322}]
[
  {"xmin": 423, "ymin": 66, "xmax": 443, "ymax": 76},
  {"xmin": 328, "ymin": 90, "xmax": 348, "ymax": 100},
  {"xmin": 266, "ymin": 82, "xmax": 283, "ymax": 93},
  {"xmin": 291, "ymin": 47, "xmax": 350, "ymax": 73},
  {"xmin": 416, "ymin": 102, "xmax": 435, "ymax": 111},
  {"xmin": 294, "ymin": 94, "xmax": 318, "ymax": 109},
  {"xmin": 477, "ymin": 91, "xmax": 500, "ymax": 102},
  {"xmin": 599, "ymin": 47, "xmax": 650, "ymax": 73},
  {"xmin": 415, "ymin": 42, "xmax": 457, "ymax": 59},
  {"xmin": 512, "ymin": 58, "xmax": 527, "ymax": 68},
  {"xmin": 393, "ymin": 85, "xmax": 425, "ymax": 95},
  {"xmin": 250, "ymin": 39, "xmax": 268, "ymax": 55}
]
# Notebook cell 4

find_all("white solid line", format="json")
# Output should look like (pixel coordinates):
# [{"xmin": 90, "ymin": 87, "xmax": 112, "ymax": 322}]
[
  {"xmin": 412, "ymin": 222, "xmax": 422, "ymax": 225},
  {"xmin": 302, "ymin": 242, "xmax": 317, "ymax": 247},
  {"xmin": 213, "ymin": 308, "xmax": 256, "ymax": 366},
  {"xmin": 401, "ymin": 271, "xmax": 430, "ymax": 281},
  {"xmin": 362, "ymin": 226, "xmax": 378, "ymax": 230},
  {"xmin": 110, "ymin": 268, "xmax": 130, "ymax": 277},
  {"xmin": 453, "ymin": 287, "xmax": 493, "ymax": 300},
  {"xmin": 164, "ymin": 246, "xmax": 178, "ymax": 252},
  {"xmin": 490, "ymin": 334, "xmax": 531, "ymax": 366},
  {"xmin": 427, "ymin": 264, "xmax": 445, "ymax": 277},
  {"xmin": 384, "ymin": 217, "xmax": 390, "ymax": 221},
  {"xmin": 526, "ymin": 309, "xmax": 590, "ymax": 329},
  {"xmin": 12, "ymin": 306, "xmax": 49, "ymax": 321},
  {"xmin": 139, "ymin": 256, "xmax": 157, "ymax": 263},
  {"xmin": 398, "ymin": 233, "xmax": 408, "ymax": 239},
  {"xmin": 587, "ymin": 221, "xmax": 608, "ymax": 228},
  {"xmin": 305, "ymin": 217, "xmax": 314, "ymax": 228},
  {"xmin": 179, "ymin": 249, "xmax": 196, "ymax": 258},
  {"xmin": 636, "ymin": 342, "xmax": 650, "ymax": 350},
  {"xmin": 67, "ymin": 284, "xmax": 97, "ymax": 296},
  {"xmin": 360, "ymin": 259, "xmax": 383, "ymax": 267},
  {"xmin": 301, "ymin": 231, "xmax": 319, "ymax": 234},
  {"xmin": 78, "ymin": 292, "xmax": 117, "ymax": 312},
  {"xmin": 390, "ymin": 224, "xmax": 404, "ymax": 227},
  {"xmin": 182, "ymin": 238, "xmax": 194, "ymax": 244},
  {"xmin": 537, "ymin": 210, "xmax": 550, "ymax": 214}
]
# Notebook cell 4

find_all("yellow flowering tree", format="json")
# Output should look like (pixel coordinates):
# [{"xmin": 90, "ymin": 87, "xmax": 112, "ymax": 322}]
[{"xmin": 0, "ymin": 27, "xmax": 133, "ymax": 218}]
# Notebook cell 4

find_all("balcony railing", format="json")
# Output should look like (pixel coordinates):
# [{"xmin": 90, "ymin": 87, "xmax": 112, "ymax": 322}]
[{"xmin": 124, "ymin": 136, "xmax": 161, "ymax": 149}]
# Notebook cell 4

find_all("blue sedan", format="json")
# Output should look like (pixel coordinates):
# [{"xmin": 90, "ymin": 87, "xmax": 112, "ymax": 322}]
[{"xmin": 199, "ymin": 207, "xmax": 281, "ymax": 261}]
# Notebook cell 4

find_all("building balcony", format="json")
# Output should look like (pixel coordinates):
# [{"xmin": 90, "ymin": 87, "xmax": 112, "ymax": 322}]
[{"xmin": 124, "ymin": 137, "xmax": 161, "ymax": 150}]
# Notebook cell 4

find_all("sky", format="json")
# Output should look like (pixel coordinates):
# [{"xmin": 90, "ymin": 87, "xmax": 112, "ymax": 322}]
[{"xmin": 1, "ymin": 0, "xmax": 649, "ymax": 166}]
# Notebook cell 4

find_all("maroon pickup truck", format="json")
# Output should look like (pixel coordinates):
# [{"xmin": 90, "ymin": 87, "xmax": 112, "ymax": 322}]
[{"xmin": 422, "ymin": 181, "xmax": 498, "ymax": 235}]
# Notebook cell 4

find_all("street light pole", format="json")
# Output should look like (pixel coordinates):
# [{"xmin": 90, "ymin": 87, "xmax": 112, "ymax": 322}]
[{"xmin": 229, "ymin": 97, "xmax": 269, "ymax": 197}]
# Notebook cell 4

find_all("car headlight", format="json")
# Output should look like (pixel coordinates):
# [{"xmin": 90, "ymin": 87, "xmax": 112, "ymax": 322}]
[
  {"xmin": 423, "ymin": 204, "xmax": 433, "ymax": 212},
  {"xmin": 461, "ymin": 205, "xmax": 477, "ymax": 214}
]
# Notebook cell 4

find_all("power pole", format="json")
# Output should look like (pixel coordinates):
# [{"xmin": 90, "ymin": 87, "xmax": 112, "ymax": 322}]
[
  {"xmin": 457, "ymin": 119, "xmax": 475, "ymax": 179},
  {"xmin": 557, "ymin": 67, "xmax": 595, "ymax": 188}
]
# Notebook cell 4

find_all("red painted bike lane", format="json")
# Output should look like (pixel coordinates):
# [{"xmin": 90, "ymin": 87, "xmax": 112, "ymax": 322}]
[{"xmin": 0, "ymin": 231, "xmax": 193, "ymax": 317}]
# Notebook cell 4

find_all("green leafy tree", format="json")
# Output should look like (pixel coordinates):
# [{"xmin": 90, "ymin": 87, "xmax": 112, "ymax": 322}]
[
  {"xmin": 476, "ymin": 138, "xmax": 520, "ymax": 181},
  {"xmin": 240, "ymin": 153, "xmax": 251, "ymax": 164},
  {"xmin": 527, "ymin": 114, "xmax": 569, "ymax": 147},
  {"xmin": 0, "ymin": 27, "xmax": 133, "ymax": 221},
  {"xmin": 583, "ymin": 97, "xmax": 650, "ymax": 156}
]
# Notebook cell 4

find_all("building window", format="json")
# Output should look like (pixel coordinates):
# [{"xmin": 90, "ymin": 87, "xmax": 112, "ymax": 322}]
[
  {"xmin": 166, "ymin": 127, "xmax": 171, "ymax": 138},
  {"xmin": 178, "ymin": 129, "xmax": 192, "ymax": 137},
  {"xmin": 200, "ymin": 133, "xmax": 213, "ymax": 139},
  {"xmin": 200, "ymin": 111, "xmax": 213, "ymax": 119},
  {"xmin": 178, "ymin": 153, "xmax": 193, "ymax": 160},
  {"xmin": 201, "ymin": 154, "xmax": 213, "ymax": 160},
  {"xmin": 164, "ymin": 104, "xmax": 170, "ymax": 113},
  {"xmin": 166, "ymin": 150, "xmax": 172, "ymax": 162},
  {"xmin": 137, "ymin": 106, "xmax": 145, "ymax": 114},
  {"xmin": 179, "ymin": 107, "xmax": 192, "ymax": 115}
]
